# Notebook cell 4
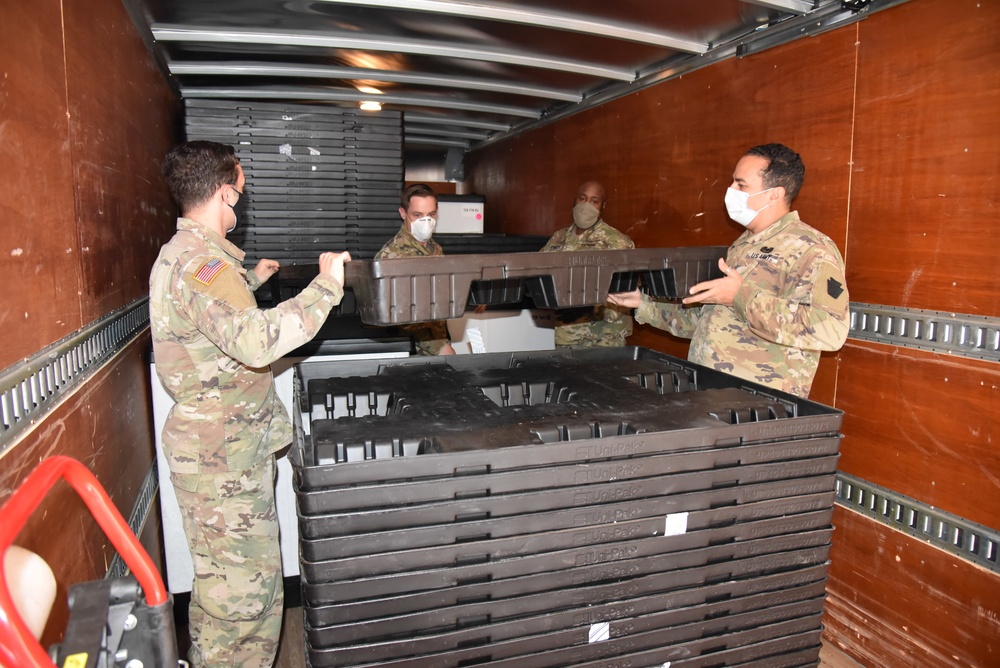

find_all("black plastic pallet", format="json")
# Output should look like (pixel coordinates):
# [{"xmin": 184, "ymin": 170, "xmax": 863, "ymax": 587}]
[
  {"xmin": 309, "ymin": 611, "xmax": 824, "ymax": 668},
  {"xmin": 307, "ymin": 589, "xmax": 825, "ymax": 664},
  {"xmin": 344, "ymin": 247, "xmax": 727, "ymax": 324},
  {"xmin": 296, "ymin": 447, "xmax": 839, "ymax": 515},
  {"xmin": 301, "ymin": 502, "xmax": 833, "ymax": 582},
  {"xmin": 300, "ymin": 489, "xmax": 835, "ymax": 562},
  {"xmin": 304, "ymin": 563, "xmax": 827, "ymax": 656},
  {"xmin": 301, "ymin": 529, "xmax": 831, "ymax": 605},
  {"xmin": 297, "ymin": 469, "xmax": 836, "ymax": 539},
  {"xmin": 561, "ymin": 626, "xmax": 823, "ymax": 668},
  {"xmin": 303, "ymin": 512, "xmax": 830, "ymax": 627}
]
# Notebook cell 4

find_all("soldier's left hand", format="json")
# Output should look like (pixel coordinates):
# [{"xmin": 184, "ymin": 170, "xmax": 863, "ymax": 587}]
[
  {"xmin": 683, "ymin": 258, "xmax": 742, "ymax": 306},
  {"xmin": 253, "ymin": 259, "xmax": 280, "ymax": 283}
]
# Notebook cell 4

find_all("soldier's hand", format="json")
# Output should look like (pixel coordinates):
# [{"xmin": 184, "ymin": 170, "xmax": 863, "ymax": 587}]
[
  {"xmin": 253, "ymin": 259, "xmax": 280, "ymax": 283},
  {"xmin": 683, "ymin": 258, "xmax": 741, "ymax": 306},
  {"xmin": 319, "ymin": 251, "xmax": 352, "ymax": 288},
  {"xmin": 607, "ymin": 289, "xmax": 642, "ymax": 309}
]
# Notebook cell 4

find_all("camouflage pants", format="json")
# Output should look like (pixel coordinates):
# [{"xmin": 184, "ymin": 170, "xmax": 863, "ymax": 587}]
[{"xmin": 172, "ymin": 457, "xmax": 283, "ymax": 668}]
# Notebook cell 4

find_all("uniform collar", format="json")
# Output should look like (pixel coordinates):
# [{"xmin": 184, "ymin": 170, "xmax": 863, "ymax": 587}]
[
  {"xmin": 177, "ymin": 217, "xmax": 246, "ymax": 262},
  {"xmin": 736, "ymin": 210, "xmax": 800, "ymax": 246}
]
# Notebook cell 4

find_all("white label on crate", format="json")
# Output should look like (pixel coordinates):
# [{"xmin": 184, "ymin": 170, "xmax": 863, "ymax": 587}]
[
  {"xmin": 588, "ymin": 622, "xmax": 610, "ymax": 643},
  {"xmin": 308, "ymin": 146, "xmax": 321, "ymax": 155},
  {"xmin": 664, "ymin": 512, "xmax": 689, "ymax": 537}
]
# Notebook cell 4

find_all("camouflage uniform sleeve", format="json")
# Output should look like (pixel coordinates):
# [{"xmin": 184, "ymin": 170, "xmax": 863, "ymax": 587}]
[
  {"xmin": 177, "ymin": 255, "xmax": 345, "ymax": 367},
  {"xmin": 634, "ymin": 293, "xmax": 701, "ymax": 338},
  {"xmin": 540, "ymin": 228, "xmax": 569, "ymax": 252},
  {"xmin": 245, "ymin": 268, "xmax": 263, "ymax": 291},
  {"xmin": 732, "ymin": 247, "xmax": 849, "ymax": 351}
]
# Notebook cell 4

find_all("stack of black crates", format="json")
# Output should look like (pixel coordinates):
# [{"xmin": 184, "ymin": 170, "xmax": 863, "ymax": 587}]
[
  {"xmin": 290, "ymin": 348, "xmax": 842, "ymax": 668},
  {"xmin": 183, "ymin": 99, "xmax": 404, "ymax": 265}
]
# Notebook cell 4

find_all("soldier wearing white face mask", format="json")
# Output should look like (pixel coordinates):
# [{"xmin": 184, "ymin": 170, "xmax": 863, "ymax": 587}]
[
  {"xmin": 376, "ymin": 183, "xmax": 456, "ymax": 355},
  {"xmin": 541, "ymin": 180, "xmax": 635, "ymax": 348},
  {"xmin": 607, "ymin": 144, "xmax": 849, "ymax": 398}
]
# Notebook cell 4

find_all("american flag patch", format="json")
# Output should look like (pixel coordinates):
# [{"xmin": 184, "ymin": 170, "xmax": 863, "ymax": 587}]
[{"xmin": 193, "ymin": 257, "xmax": 229, "ymax": 285}]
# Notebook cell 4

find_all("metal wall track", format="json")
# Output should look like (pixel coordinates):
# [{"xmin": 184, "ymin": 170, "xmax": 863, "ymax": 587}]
[
  {"xmin": 108, "ymin": 458, "xmax": 160, "ymax": 580},
  {"xmin": 0, "ymin": 297, "xmax": 150, "ymax": 457},
  {"xmin": 849, "ymin": 302, "xmax": 1000, "ymax": 363},
  {"xmin": 835, "ymin": 472, "xmax": 999, "ymax": 574},
  {"xmin": 4, "ymin": 297, "xmax": 998, "ymax": 577}
]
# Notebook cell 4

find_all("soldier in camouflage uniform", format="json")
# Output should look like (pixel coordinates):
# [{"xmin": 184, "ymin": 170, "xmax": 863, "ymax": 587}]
[
  {"xmin": 608, "ymin": 144, "xmax": 849, "ymax": 397},
  {"xmin": 541, "ymin": 180, "xmax": 635, "ymax": 348},
  {"xmin": 375, "ymin": 183, "xmax": 455, "ymax": 355},
  {"xmin": 149, "ymin": 141, "xmax": 351, "ymax": 668}
]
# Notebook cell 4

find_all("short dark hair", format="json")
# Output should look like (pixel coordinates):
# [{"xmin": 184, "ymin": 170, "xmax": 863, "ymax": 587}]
[
  {"xmin": 401, "ymin": 183, "xmax": 437, "ymax": 210},
  {"xmin": 746, "ymin": 143, "xmax": 805, "ymax": 204},
  {"xmin": 162, "ymin": 141, "xmax": 241, "ymax": 213}
]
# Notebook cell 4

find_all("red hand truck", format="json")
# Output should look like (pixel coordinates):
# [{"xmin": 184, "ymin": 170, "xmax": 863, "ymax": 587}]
[{"xmin": 0, "ymin": 456, "xmax": 180, "ymax": 668}]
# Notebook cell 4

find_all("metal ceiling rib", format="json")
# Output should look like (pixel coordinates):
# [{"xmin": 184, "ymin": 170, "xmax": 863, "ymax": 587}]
[
  {"xmin": 168, "ymin": 62, "xmax": 584, "ymax": 102},
  {"xmin": 304, "ymin": 0, "xmax": 710, "ymax": 52},
  {"xmin": 129, "ymin": 0, "xmax": 905, "ymax": 153},
  {"xmin": 151, "ymin": 26, "xmax": 640, "ymax": 81}
]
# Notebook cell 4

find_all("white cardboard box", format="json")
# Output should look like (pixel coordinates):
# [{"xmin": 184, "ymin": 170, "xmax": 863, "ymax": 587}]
[{"xmin": 447, "ymin": 309, "xmax": 556, "ymax": 354}]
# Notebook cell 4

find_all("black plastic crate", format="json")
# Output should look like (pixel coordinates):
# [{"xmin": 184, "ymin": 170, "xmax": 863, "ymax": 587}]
[
  {"xmin": 292, "ymin": 349, "xmax": 841, "ymax": 486},
  {"xmin": 297, "ymin": 473, "xmax": 836, "ymax": 540},
  {"xmin": 301, "ymin": 529, "xmax": 832, "ymax": 606},
  {"xmin": 304, "ymin": 563, "xmax": 828, "ymax": 657},
  {"xmin": 308, "ymin": 612, "xmax": 824, "ymax": 668},
  {"xmin": 306, "ymin": 589, "xmax": 826, "ymax": 663},
  {"xmin": 296, "ymin": 449, "xmax": 838, "ymax": 515},
  {"xmin": 299, "ymin": 489, "xmax": 835, "ymax": 562},
  {"xmin": 343, "ymin": 247, "xmax": 727, "ymax": 324}
]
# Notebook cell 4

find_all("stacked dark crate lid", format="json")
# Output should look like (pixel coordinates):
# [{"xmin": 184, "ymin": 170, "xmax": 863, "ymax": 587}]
[
  {"xmin": 290, "ymin": 347, "xmax": 843, "ymax": 667},
  {"xmin": 184, "ymin": 99, "xmax": 404, "ymax": 264}
]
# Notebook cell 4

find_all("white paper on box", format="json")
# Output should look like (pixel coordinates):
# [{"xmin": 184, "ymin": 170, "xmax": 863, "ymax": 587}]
[
  {"xmin": 664, "ymin": 512, "xmax": 689, "ymax": 537},
  {"xmin": 588, "ymin": 622, "xmax": 610, "ymax": 643}
]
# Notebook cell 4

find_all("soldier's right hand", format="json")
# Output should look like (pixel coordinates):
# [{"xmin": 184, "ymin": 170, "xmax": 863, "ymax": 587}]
[
  {"xmin": 319, "ymin": 251, "xmax": 352, "ymax": 288},
  {"xmin": 606, "ymin": 289, "xmax": 642, "ymax": 309}
]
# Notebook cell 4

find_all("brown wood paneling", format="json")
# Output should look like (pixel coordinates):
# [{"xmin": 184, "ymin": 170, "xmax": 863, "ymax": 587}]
[
  {"xmin": 467, "ymin": 125, "xmax": 557, "ymax": 235},
  {"xmin": 468, "ymin": 27, "xmax": 857, "ymax": 254},
  {"xmin": 836, "ymin": 339, "xmax": 1000, "ymax": 529},
  {"xmin": 0, "ymin": 0, "xmax": 85, "ymax": 369},
  {"xmin": 824, "ymin": 506, "xmax": 1000, "ymax": 667},
  {"xmin": 0, "ymin": 339, "xmax": 157, "ymax": 647},
  {"xmin": 63, "ymin": 0, "xmax": 180, "ymax": 323},
  {"xmin": 847, "ymin": 0, "xmax": 1000, "ymax": 315}
]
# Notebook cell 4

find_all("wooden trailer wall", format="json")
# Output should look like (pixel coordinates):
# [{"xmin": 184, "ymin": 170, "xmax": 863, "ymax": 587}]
[
  {"xmin": 1, "ymin": 0, "xmax": 997, "ymax": 665},
  {"xmin": 466, "ymin": 0, "xmax": 1000, "ymax": 665},
  {"xmin": 0, "ymin": 0, "xmax": 180, "ymax": 646}
]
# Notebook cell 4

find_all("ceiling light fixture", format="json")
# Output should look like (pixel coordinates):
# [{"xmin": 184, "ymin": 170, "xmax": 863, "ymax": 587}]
[{"xmin": 359, "ymin": 100, "xmax": 382, "ymax": 111}]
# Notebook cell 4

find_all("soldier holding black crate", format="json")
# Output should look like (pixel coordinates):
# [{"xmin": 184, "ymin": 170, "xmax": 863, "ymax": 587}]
[{"xmin": 608, "ymin": 144, "xmax": 849, "ymax": 398}]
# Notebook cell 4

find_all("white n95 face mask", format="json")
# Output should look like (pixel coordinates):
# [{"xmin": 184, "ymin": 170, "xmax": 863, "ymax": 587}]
[
  {"xmin": 724, "ymin": 187, "xmax": 772, "ymax": 227},
  {"xmin": 411, "ymin": 216, "xmax": 436, "ymax": 242}
]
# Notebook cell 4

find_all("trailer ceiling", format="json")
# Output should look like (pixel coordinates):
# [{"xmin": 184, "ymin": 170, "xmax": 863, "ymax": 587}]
[{"xmin": 128, "ymin": 0, "xmax": 900, "ymax": 154}]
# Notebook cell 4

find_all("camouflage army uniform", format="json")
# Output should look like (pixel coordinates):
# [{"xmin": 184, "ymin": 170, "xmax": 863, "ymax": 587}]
[
  {"xmin": 149, "ymin": 217, "xmax": 345, "ymax": 668},
  {"xmin": 375, "ymin": 224, "xmax": 451, "ymax": 355},
  {"xmin": 634, "ymin": 211, "xmax": 849, "ymax": 397},
  {"xmin": 541, "ymin": 220, "xmax": 636, "ymax": 348}
]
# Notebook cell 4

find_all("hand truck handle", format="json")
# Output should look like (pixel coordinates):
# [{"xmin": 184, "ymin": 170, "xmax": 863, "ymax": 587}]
[{"xmin": 0, "ymin": 456, "xmax": 167, "ymax": 668}]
